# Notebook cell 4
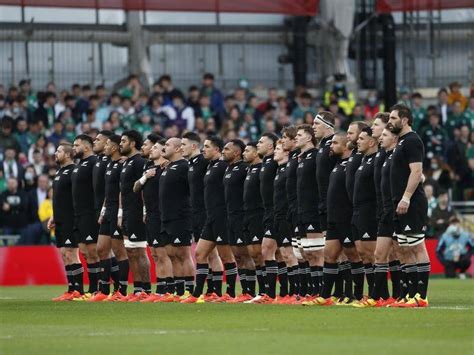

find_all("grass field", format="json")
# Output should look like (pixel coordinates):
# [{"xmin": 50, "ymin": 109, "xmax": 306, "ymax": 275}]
[{"xmin": 1, "ymin": 279, "xmax": 473, "ymax": 355}]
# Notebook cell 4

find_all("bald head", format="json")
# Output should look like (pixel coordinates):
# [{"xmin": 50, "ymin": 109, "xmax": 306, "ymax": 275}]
[
  {"xmin": 330, "ymin": 132, "xmax": 350, "ymax": 158},
  {"xmin": 163, "ymin": 137, "xmax": 183, "ymax": 161}
]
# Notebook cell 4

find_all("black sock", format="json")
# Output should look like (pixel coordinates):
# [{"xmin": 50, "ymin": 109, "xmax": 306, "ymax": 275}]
[
  {"xmin": 372, "ymin": 263, "xmax": 389, "ymax": 300},
  {"xmin": 340, "ymin": 261, "xmax": 353, "ymax": 299},
  {"xmin": 166, "ymin": 277, "xmax": 175, "ymax": 294},
  {"xmin": 206, "ymin": 268, "xmax": 213, "ymax": 294},
  {"xmin": 212, "ymin": 271, "xmax": 223, "ymax": 297},
  {"xmin": 264, "ymin": 260, "xmax": 278, "ymax": 298},
  {"xmin": 277, "ymin": 262, "xmax": 288, "ymax": 297},
  {"xmin": 417, "ymin": 262, "xmax": 430, "ymax": 299},
  {"xmin": 87, "ymin": 262, "xmax": 100, "ymax": 293},
  {"xmin": 405, "ymin": 263, "xmax": 418, "ymax": 298},
  {"xmin": 246, "ymin": 269, "xmax": 256, "ymax": 296},
  {"xmin": 238, "ymin": 268, "xmax": 248, "ymax": 295},
  {"xmin": 156, "ymin": 277, "xmax": 166, "ymax": 294},
  {"xmin": 142, "ymin": 282, "xmax": 151, "ymax": 294},
  {"xmin": 65, "ymin": 265, "xmax": 74, "ymax": 292},
  {"xmin": 322, "ymin": 262, "xmax": 338, "ymax": 299},
  {"xmin": 185, "ymin": 276, "xmax": 194, "ymax": 294},
  {"xmin": 389, "ymin": 260, "xmax": 401, "ymax": 299},
  {"xmin": 193, "ymin": 263, "xmax": 209, "ymax": 297},
  {"xmin": 175, "ymin": 277, "xmax": 185, "ymax": 296},
  {"xmin": 364, "ymin": 263, "xmax": 375, "ymax": 297},
  {"xmin": 287, "ymin": 266, "xmax": 298, "ymax": 296},
  {"xmin": 99, "ymin": 258, "xmax": 111, "ymax": 295},
  {"xmin": 118, "ymin": 259, "xmax": 129, "ymax": 295},
  {"xmin": 333, "ymin": 263, "xmax": 344, "ymax": 298},
  {"xmin": 298, "ymin": 262, "xmax": 308, "ymax": 296},
  {"xmin": 351, "ymin": 261, "xmax": 365, "ymax": 300},
  {"xmin": 133, "ymin": 281, "xmax": 143, "ymax": 294},
  {"xmin": 224, "ymin": 263, "xmax": 238, "ymax": 297},
  {"xmin": 400, "ymin": 264, "xmax": 408, "ymax": 298},
  {"xmin": 70, "ymin": 263, "xmax": 84, "ymax": 294},
  {"xmin": 310, "ymin": 266, "xmax": 319, "ymax": 296},
  {"xmin": 256, "ymin": 266, "xmax": 266, "ymax": 295},
  {"xmin": 110, "ymin": 257, "xmax": 120, "ymax": 292}
]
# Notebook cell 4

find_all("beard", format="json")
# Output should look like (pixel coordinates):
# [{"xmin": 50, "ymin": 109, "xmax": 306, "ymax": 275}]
[
  {"xmin": 120, "ymin": 146, "xmax": 131, "ymax": 156},
  {"xmin": 348, "ymin": 140, "xmax": 357, "ymax": 150},
  {"xmin": 389, "ymin": 122, "xmax": 402, "ymax": 135},
  {"xmin": 73, "ymin": 151, "xmax": 83, "ymax": 159}
]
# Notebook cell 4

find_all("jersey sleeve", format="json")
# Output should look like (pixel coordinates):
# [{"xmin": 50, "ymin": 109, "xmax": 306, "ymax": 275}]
[{"xmin": 405, "ymin": 137, "xmax": 424, "ymax": 164}]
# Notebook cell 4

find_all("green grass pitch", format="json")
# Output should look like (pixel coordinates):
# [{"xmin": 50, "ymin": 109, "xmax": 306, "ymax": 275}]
[{"xmin": 1, "ymin": 279, "xmax": 473, "ymax": 355}]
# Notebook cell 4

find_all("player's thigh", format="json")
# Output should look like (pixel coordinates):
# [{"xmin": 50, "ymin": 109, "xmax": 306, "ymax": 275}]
[
  {"xmin": 374, "ymin": 237, "xmax": 392, "ymax": 261},
  {"xmin": 324, "ymin": 239, "xmax": 343, "ymax": 263}
]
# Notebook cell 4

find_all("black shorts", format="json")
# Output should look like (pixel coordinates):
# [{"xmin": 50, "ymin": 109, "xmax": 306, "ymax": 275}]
[
  {"xmin": 326, "ymin": 221, "xmax": 355, "ymax": 247},
  {"xmin": 74, "ymin": 213, "xmax": 98, "ymax": 244},
  {"xmin": 192, "ymin": 210, "xmax": 206, "ymax": 242},
  {"xmin": 319, "ymin": 212, "xmax": 328, "ymax": 232},
  {"xmin": 273, "ymin": 218, "xmax": 292, "ymax": 247},
  {"xmin": 145, "ymin": 215, "xmax": 163, "ymax": 247},
  {"xmin": 228, "ymin": 213, "xmax": 245, "ymax": 246},
  {"xmin": 55, "ymin": 221, "xmax": 78, "ymax": 248},
  {"xmin": 161, "ymin": 219, "xmax": 192, "ymax": 247},
  {"xmin": 201, "ymin": 210, "xmax": 229, "ymax": 245},
  {"xmin": 123, "ymin": 214, "xmax": 146, "ymax": 242},
  {"xmin": 352, "ymin": 204, "xmax": 377, "ymax": 242},
  {"xmin": 393, "ymin": 197, "xmax": 428, "ymax": 236},
  {"xmin": 244, "ymin": 211, "xmax": 264, "ymax": 245},
  {"xmin": 298, "ymin": 220, "xmax": 322, "ymax": 238},
  {"xmin": 377, "ymin": 207, "xmax": 395, "ymax": 239},
  {"xmin": 99, "ymin": 211, "xmax": 122, "ymax": 240}
]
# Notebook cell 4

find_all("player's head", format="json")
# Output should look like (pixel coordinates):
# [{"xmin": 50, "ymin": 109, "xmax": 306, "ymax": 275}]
[
  {"xmin": 357, "ymin": 126, "xmax": 378, "ymax": 154},
  {"xmin": 162, "ymin": 137, "xmax": 182, "ymax": 160},
  {"xmin": 281, "ymin": 125, "xmax": 297, "ymax": 152},
  {"xmin": 380, "ymin": 127, "xmax": 398, "ymax": 150},
  {"xmin": 330, "ymin": 132, "xmax": 349, "ymax": 157},
  {"xmin": 243, "ymin": 141, "xmax": 259, "ymax": 164},
  {"xmin": 389, "ymin": 103, "xmax": 413, "ymax": 134},
  {"xmin": 120, "ymin": 130, "xmax": 143, "ymax": 156},
  {"xmin": 73, "ymin": 134, "xmax": 93, "ymax": 159},
  {"xmin": 55, "ymin": 142, "xmax": 74, "ymax": 164},
  {"xmin": 274, "ymin": 139, "xmax": 289, "ymax": 163},
  {"xmin": 223, "ymin": 139, "xmax": 245, "ymax": 163},
  {"xmin": 203, "ymin": 135, "xmax": 224, "ymax": 161},
  {"xmin": 347, "ymin": 121, "xmax": 368, "ymax": 150},
  {"xmin": 371, "ymin": 112, "xmax": 390, "ymax": 140},
  {"xmin": 104, "ymin": 134, "xmax": 121, "ymax": 157},
  {"xmin": 181, "ymin": 131, "xmax": 201, "ymax": 159},
  {"xmin": 142, "ymin": 133, "xmax": 161, "ymax": 158},
  {"xmin": 295, "ymin": 124, "xmax": 316, "ymax": 149},
  {"xmin": 257, "ymin": 132, "xmax": 278, "ymax": 157},
  {"xmin": 93, "ymin": 130, "xmax": 113, "ymax": 154},
  {"xmin": 313, "ymin": 111, "xmax": 335, "ymax": 139},
  {"xmin": 150, "ymin": 138, "xmax": 166, "ymax": 161}
]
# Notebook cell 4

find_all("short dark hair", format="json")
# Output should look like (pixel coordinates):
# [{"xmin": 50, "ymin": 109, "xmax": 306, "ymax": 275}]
[
  {"xmin": 282, "ymin": 125, "xmax": 297, "ymax": 139},
  {"xmin": 375, "ymin": 112, "xmax": 390, "ymax": 124},
  {"xmin": 246, "ymin": 141, "xmax": 258, "ymax": 149},
  {"xmin": 349, "ymin": 121, "xmax": 369, "ymax": 131},
  {"xmin": 206, "ymin": 135, "xmax": 224, "ymax": 152},
  {"xmin": 411, "ymin": 92, "xmax": 423, "ymax": 99},
  {"xmin": 296, "ymin": 124, "xmax": 317, "ymax": 146},
  {"xmin": 158, "ymin": 138, "xmax": 167, "ymax": 146},
  {"xmin": 108, "ymin": 134, "xmax": 121, "ymax": 146},
  {"xmin": 261, "ymin": 132, "xmax": 279, "ymax": 148},
  {"xmin": 99, "ymin": 130, "xmax": 113, "ymax": 138},
  {"xmin": 182, "ymin": 131, "xmax": 201, "ymax": 144},
  {"xmin": 390, "ymin": 103, "xmax": 413, "ymax": 126},
  {"xmin": 146, "ymin": 133, "xmax": 161, "ymax": 144},
  {"xmin": 74, "ymin": 134, "xmax": 93, "ymax": 146},
  {"xmin": 122, "ymin": 130, "xmax": 143, "ymax": 150},
  {"xmin": 45, "ymin": 91, "xmax": 56, "ymax": 100},
  {"xmin": 59, "ymin": 142, "xmax": 73, "ymax": 157},
  {"xmin": 203, "ymin": 73, "xmax": 215, "ymax": 80},
  {"xmin": 159, "ymin": 74, "xmax": 172, "ymax": 83},
  {"xmin": 316, "ymin": 111, "xmax": 335, "ymax": 126},
  {"xmin": 229, "ymin": 139, "xmax": 246, "ymax": 157},
  {"xmin": 360, "ymin": 126, "xmax": 374, "ymax": 137}
]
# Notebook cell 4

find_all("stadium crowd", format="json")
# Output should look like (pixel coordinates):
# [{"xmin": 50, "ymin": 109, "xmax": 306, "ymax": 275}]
[{"xmin": 0, "ymin": 74, "xmax": 472, "ymax": 284}]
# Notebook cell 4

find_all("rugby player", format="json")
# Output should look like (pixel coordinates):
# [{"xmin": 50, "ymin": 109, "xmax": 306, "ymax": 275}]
[{"xmin": 50, "ymin": 143, "xmax": 83, "ymax": 301}]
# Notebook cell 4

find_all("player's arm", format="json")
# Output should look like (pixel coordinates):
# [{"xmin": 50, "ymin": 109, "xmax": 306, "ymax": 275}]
[
  {"xmin": 396, "ymin": 161, "xmax": 423, "ymax": 215},
  {"xmin": 117, "ymin": 192, "xmax": 123, "ymax": 228},
  {"xmin": 98, "ymin": 198, "xmax": 106, "ymax": 224},
  {"xmin": 47, "ymin": 191, "xmax": 55, "ymax": 230}
]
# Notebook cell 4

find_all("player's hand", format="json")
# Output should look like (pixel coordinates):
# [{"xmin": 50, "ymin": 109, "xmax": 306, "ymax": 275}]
[
  {"xmin": 143, "ymin": 215, "xmax": 147, "ymax": 224},
  {"xmin": 145, "ymin": 169, "xmax": 156, "ymax": 178},
  {"xmin": 98, "ymin": 215, "xmax": 103, "ymax": 225},
  {"xmin": 396, "ymin": 200, "xmax": 409, "ymax": 215},
  {"xmin": 2, "ymin": 202, "xmax": 10, "ymax": 211},
  {"xmin": 117, "ymin": 216, "xmax": 122, "ymax": 228},
  {"xmin": 160, "ymin": 160, "xmax": 170, "ymax": 169},
  {"xmin": 47, "ymin": 217, "xmax": 55, "ymax": 230}
]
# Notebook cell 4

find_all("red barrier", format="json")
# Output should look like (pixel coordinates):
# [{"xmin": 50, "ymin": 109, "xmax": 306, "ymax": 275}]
[{"xmin": 0, "ymin": 241, "xmax": 471, "ymax": 286}]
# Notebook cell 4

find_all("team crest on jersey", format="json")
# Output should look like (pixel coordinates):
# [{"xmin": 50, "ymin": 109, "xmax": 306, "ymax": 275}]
[
  {"xmin": 73, "ymin": 168, "xmax": 78, "ymax": 173},
  {"xmin": 252, "ymin": 168, "xmax": 258, "ymax": 172},
  {"xmin": 170, "ymin": 165, "xmax": 178, "ymax": 170},
  {"xmin": 332, "ymin": 167, "xmax": 337, "ymax": 173},
  {"xmin": 81, "ymin": 162, "xmax": 88, "ymax": 166},
  {"xmin": 225, "ymin": 173, "xmax": 231, "ymax": 179},
  {"xmin": 189, "ymin": 166, "xmax": 194, "ymax": 171},
  {"xmin": 232, "ymin": 166, "xmax": 239, "ymax": 171},
  {"xmin": 398, "ymin": 139, "xmax": 404, "ymax": 146},
  {"xmin": 96, "ymin": 162, "xmax": 100, "ymax": 167},
  {"xmin": 349, "ymin": 157, "xmax": 353, "ymax": 162},
  {"xmin": 367, "ymin": 158, "xmax": 373, "ymax": 164},
  {"xmin": 306, "ymin": 153, "xmax": 312, "ymax": 158},
  {"xmin": 318, "ymin": 148, "xmax": 323, "ymax": 153},
  {"xmin": 376, "ymin": 152, "xmax": 380, "ymax": 157},
  {"xmin": 54, "ymin": 176, "xmax": 60, "ymax": 180},
  {"xmin": 106, "ymin": 171, "xmax": 112, "ymax": 175},
  {"xmin": 63, "ymin": 169, "xmax": 70, "ymax": 174}
]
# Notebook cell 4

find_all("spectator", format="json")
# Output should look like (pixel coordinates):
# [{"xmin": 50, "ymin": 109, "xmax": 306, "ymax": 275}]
[
  {"xmin": 34, "ymin": 91, "xmax": 56, "ymax": 128},
  {"xmin": 201, "ymin": 72, "xmax": 224, "ymax": 113},
  {"xmin": 424, "ymin": 184, "xmax": 437, "ymax": 218},
  {"xmin": 96, "ymin": 92, "xmax": 120, "ymax": 123},
  {"xmin": 291, "ymin": 92, "xmax": 315, "ymax": 121},
  {"xmin": 0, "ymin": 178, "xmax": 29, "ymax": 244},
  {"xmin": 38, "ymin": 186, "xmax": 53, "ymax": 243},
  {"xmin": 349, "ymin": 104, "xmax": 365, "ymax": 124},
  {"xmin": 48, "ymin": 120, "xmax": 66, "ymax": 147},
  {"xmin": 411, "ymin": 92, "xmax": 427, "ymax": 131},
  {"xmin": 421, "ymin": 113, "xmax": 447, "ymax": 161},
  {"xmin": 27, "ymin": 134, "xmax": 47, "ymax": 163},
  {"xmin": 363, "ymin": 90, "xmax": 383, "ymax": 121},
  {"xmin": 31, "ymin": 149, "xmax": 47, "ymax": 176},
  {"xmin": 165, "ymin": 92, "xmax": 195, "ymax": 132},
  {"xmin": 427, "ymin": 156, "xmax": 453, "ymax": 192},
  {"xmin": 133, "ymin": 114, "xmax": 153, "ymax": 137},
  {"xmin": 2, "ymin": 148, "xmax": 24, "ymax": 182},
  {"xmin": 323, "ymin": 75, "xmax": 356, "ymax": 116},
  {"xmin": 430, "ymin": 190, "xmax": 455, "ymax": 238},
  {"xmin": 234, "ymin": 88, "xmax": 247, "ymax": 113},
  {"xmin": 446, "ymin": 124, "xmax": 471, "ymax": 200},
  {"xmin": 437, "ymin": 88, "xmax": 450, "ymax": 126},
  {"xmin": 14, "ymin": 118, "xmax": 33, "ymax": 154},
  {"xmin": 447, "ymin": 81, "xmax": 467, "ymax": 111},
  {"xmin": 446, "ymin": 101, "xmax": 470, "ymax": 139},
  {"xmin": 195, "ymin": 94, "xmax": 215, "ymax": 124},
  {"xmin": 436, "ymin": 217, "xmax": 473, "ymax": 278},
  {"xmin": 463, "ymin": 96, "xmax": 474, "ymax": 127},
  {"xmin": 117, "ymin": 97, "xmax": 136, "ymax": 129},
  {"xmin": 23, "ymin": 165, "xmax": 37, "ymax": 192},
  {"xmin": 187, "ymin": 85, "xmax": 201, "ymax": 114},
  {"xmin": 158, "ymin": 74, "xmax": 182, "ymax": 106},
  {"xmin": 119, "ymin": 75, "xmax": 142, "ymax": 102},
  {"xmin": 0, "ymin": 117, "xmax": 21, "ymax": 154}
]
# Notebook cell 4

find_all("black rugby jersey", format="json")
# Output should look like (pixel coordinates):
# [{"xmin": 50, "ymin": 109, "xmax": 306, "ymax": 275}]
[
  {"xmin": 390, "ymin": 131, "xmax": 426, "ymax": 203},
  {"xmin": 71, "ymin": 155, "xmax": 97, "ymax": 216},
  {"xmin": 188, "ymin": 154, "xmax": 207, "ymax": 214},
  {"xmin": 286, "ymin": 149, "xmax": 300, "ymax": 215},
  {"xmin": 327, "ymin": 158, "xmax": 352, "ymax": 223},
  {"xmin": 244, "ymin": 162, "xmax": 263, "ymax": 213},
  {"xmin": 345, "ymin": 150, "xmax": 363, "ymax": 204},
  {"xmin": 381, "ymin": 150, "xmax": 394, "ymax": 210},
  {"xmin": 296, "ymin": 147, "xmax": 319, "ymax": 221},
  {"xmin": 159, "ymin": 159, "xmax": 190, "ymax": 222},
  {"xmin": 120, "ymin": 154, "xmax": 147, "ymax": 217},
  {"xmin": 260, "ymin": 154, "xmax": 278, "ymax": 223},
  {"xmin": 223, "ymin": 160, "xmax": 247, "ymax": 216},
  {"xmin": 53, "ymin": 164, "xmax": 74, "ymax": 223},
  {"xmin": 92, "ymin": 154, "xmax": 110, "ymax": 211},
  {"xmin": 273, "ymin": 163, "xmax": 288, "ymax": 220},
  {"xmin": 373, "ymin": 148, "xmax": 387, "ymax": 219},
  {"xmin": 353, "ymin": 152, "xmax": 377, "ymax": 208},
  {"xmin": 203, "ymin": 159, "xmax": 227, "ymax": 214},
  {"xmin": 143, "ymin": 164, "xmax": 163, "ymax": 217},
  {"xmin": 104, "ymin": 159, "xmax": 122, "ymax": 207},
  {"xmin": 316, "ymin": 134, "xmax": 337, "ymax": 216}
]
